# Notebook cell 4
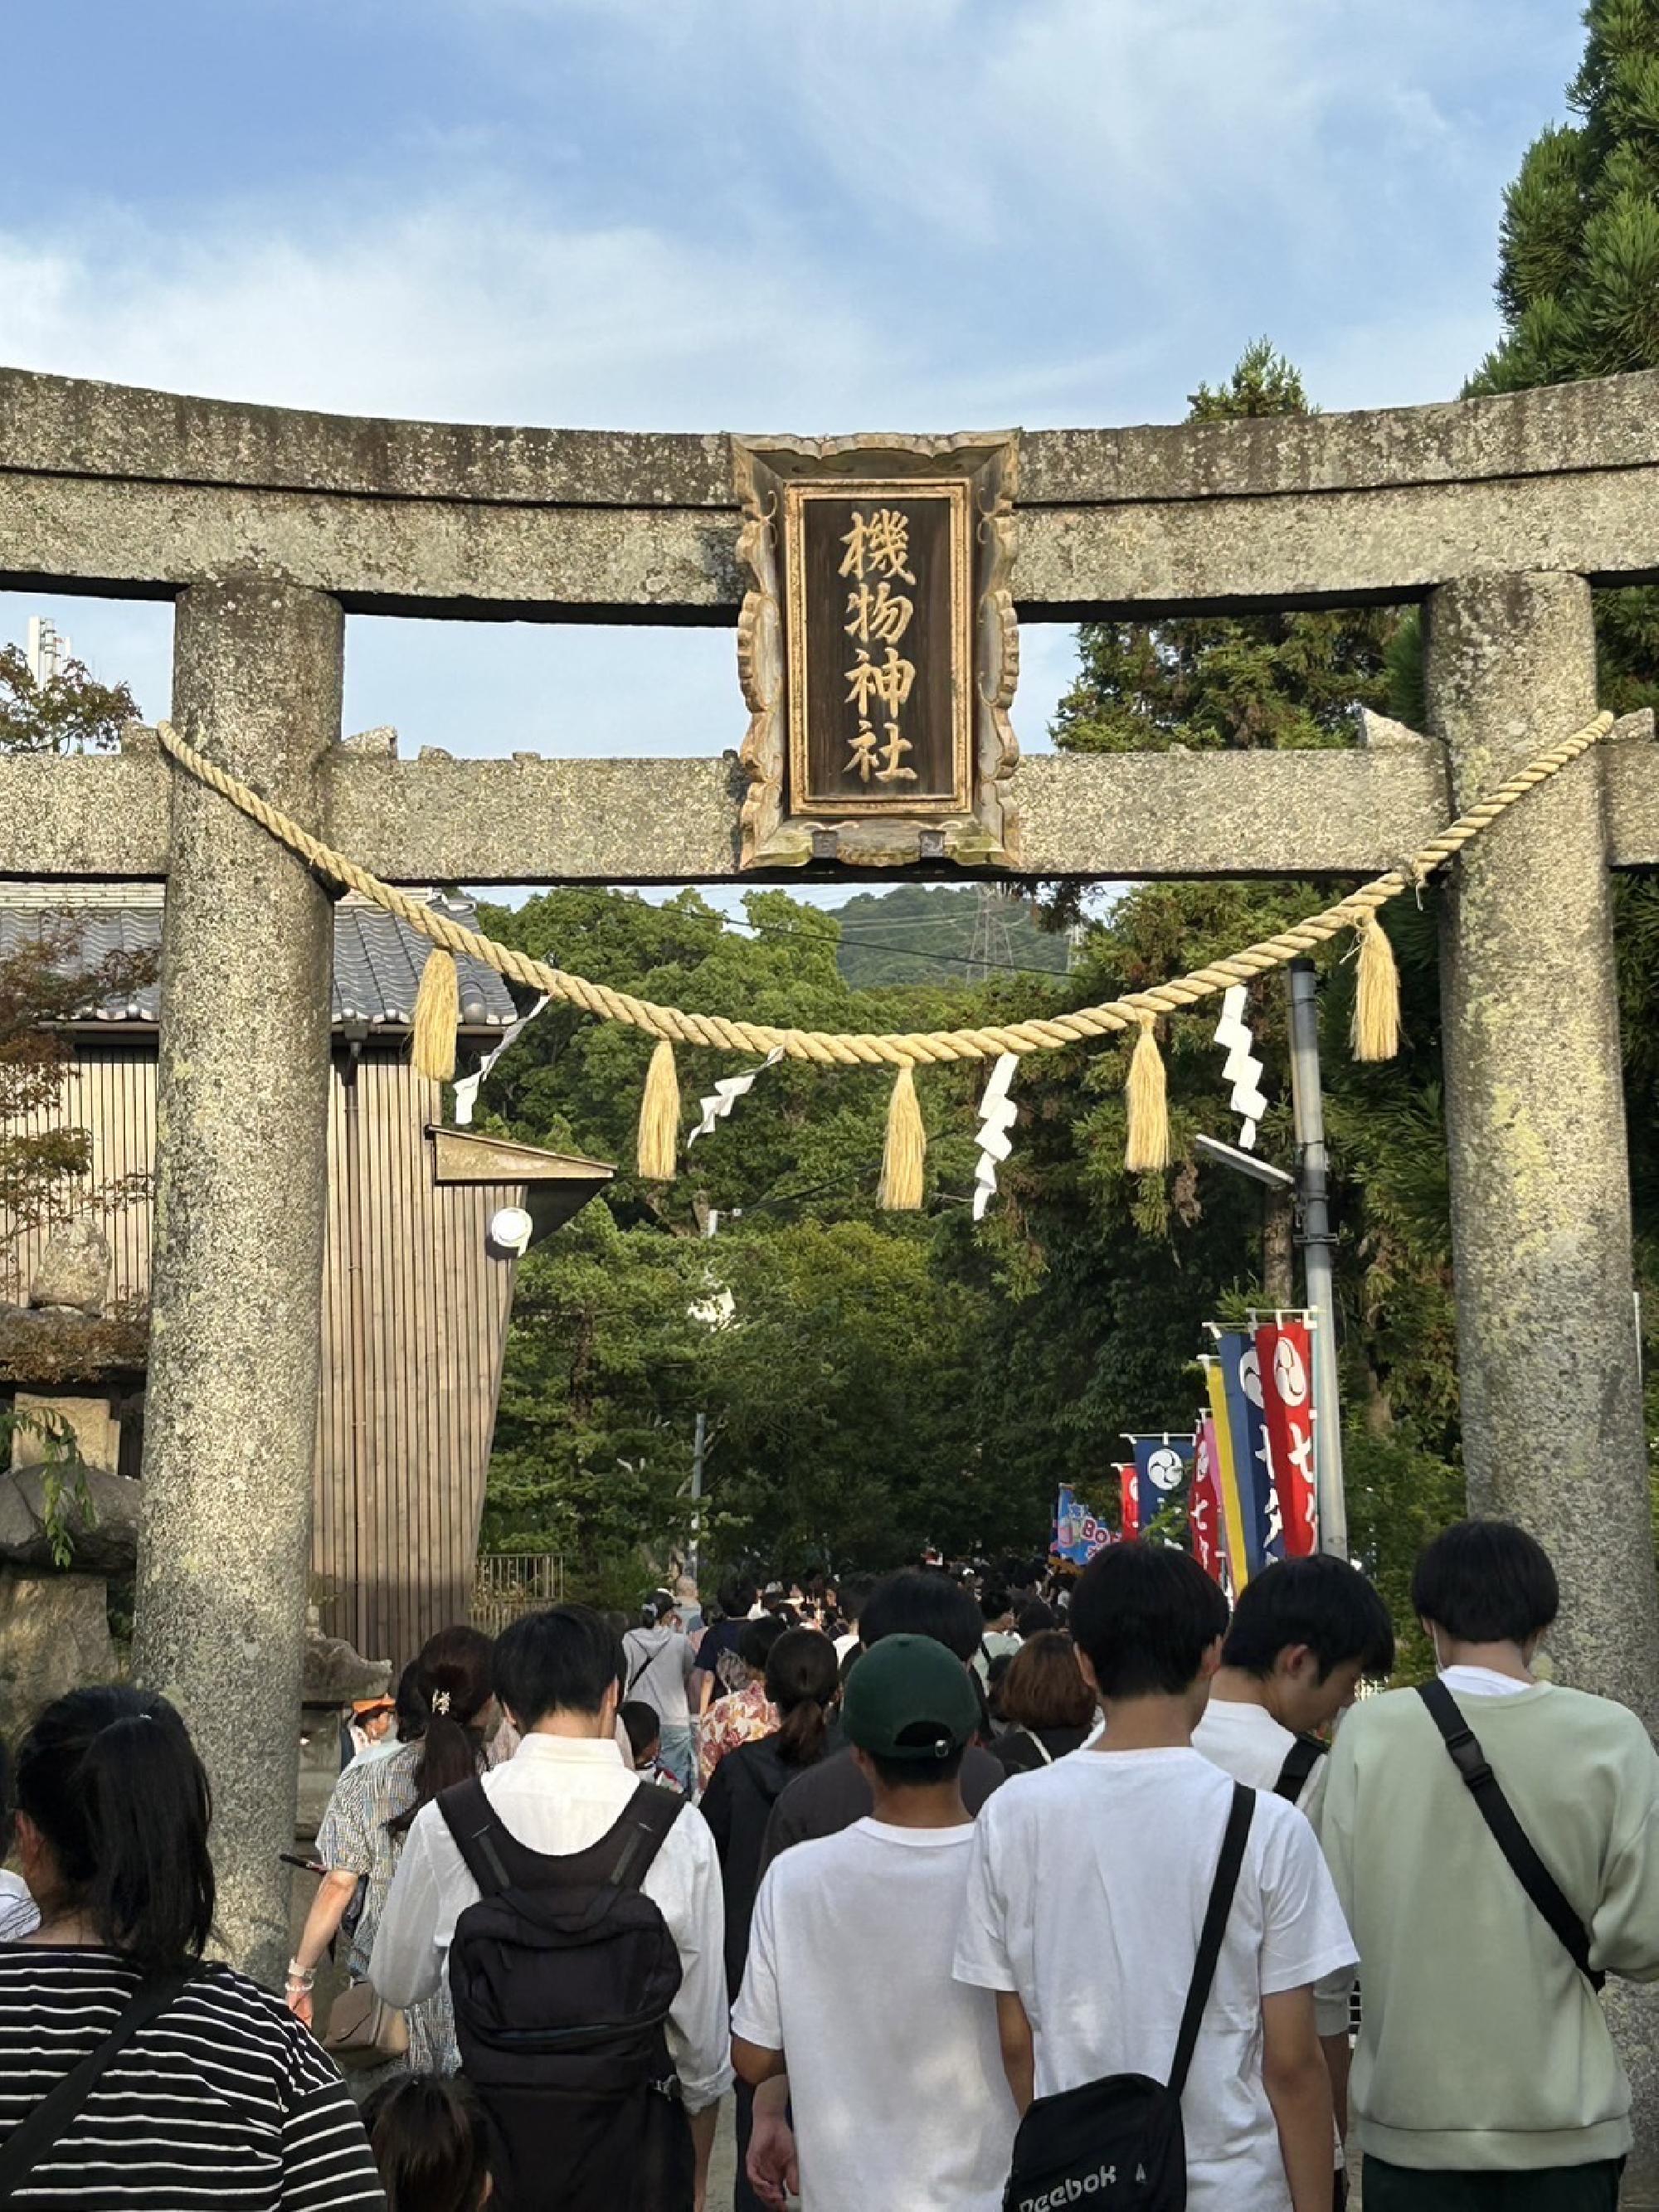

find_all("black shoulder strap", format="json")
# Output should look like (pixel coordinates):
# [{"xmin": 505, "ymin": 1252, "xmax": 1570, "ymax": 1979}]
[
  {"xmin": 0, "ymin": 1967, "xmax": 193, "ymax": 2204},
  {"xmin": 1273, "ymin": 1734, "xmax": 1326, "ymax": 1802},
  {"xmin": 1169, "ymin": 1783, "xmax": 1254, "ymax": 2098},
  {"xmin": 437, "ymin": 1776, "xmax": 683, "ymax": 1899},
  {"xmin": 1417, "ymin": 1680, "xmax": 1603, "ymax": 1991},
  {"xmin": 625, "ymin": 1641, "xmax": 654, "ymax": 1699},
  {"xmin": 607, "ymin": 1781, "xmax": 684, "ymax": 1894},
  {"xmin": 438, "ymin": 1776, "xmax": 514, "ymax": 1897}
]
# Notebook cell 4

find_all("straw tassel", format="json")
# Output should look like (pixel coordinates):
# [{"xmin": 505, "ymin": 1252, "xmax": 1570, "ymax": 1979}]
[
  {"xmin": 878, "ymin": 1062, "xmax": 927, "ymax": 1211},
  {"xmin": 1351, "ymin": 914, "xmax": 1402, "ymax": 1062},
  {"xmin": 636, "ymin": 1039, "xmax": 681, "ymax": 1180},
  {"xmin": 411, "ymin": 948, "xmax": 460, "ymax": 1083},
  {"xmin": 1124, "ymin": 1017, "xmax": 1170, "ymax": 1173}
]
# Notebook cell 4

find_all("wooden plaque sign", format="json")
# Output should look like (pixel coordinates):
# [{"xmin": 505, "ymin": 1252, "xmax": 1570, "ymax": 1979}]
[{"xmin": 733, "ymin": 434, "xmax": 1020, "ymax": 869}]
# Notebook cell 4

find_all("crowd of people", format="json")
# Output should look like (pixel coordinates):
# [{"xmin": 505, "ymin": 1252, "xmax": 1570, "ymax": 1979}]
[{"xmin": 0, "ymin": 1521, "xmax": 1655, "ymax": 2210}]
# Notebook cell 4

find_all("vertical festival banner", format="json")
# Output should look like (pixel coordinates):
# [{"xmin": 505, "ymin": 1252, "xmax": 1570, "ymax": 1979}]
[
  {"xmin": 1189, "ymin": 1416, "xmax": 1226, "ymax": 1587},
  {"xmin": 1129, "ymin": 1436, "xmax": 1195, "ymax": 1534},
  {"xmin": 1201, "ymin": 1358, "xmax": 1253, "ymax": 1590},
  {"xmin": 1217, "ymin": 1330, "xmax": 1282, "ymax": 1572},
  {"xmin": 1117, "ymin": 1464, "xmax": 1141, "ymax": 1542},
  {"xmin": 1256, "ymin": 1315, "xmax": 1318, "ymax": 1557},
  {"xmin": 1053, "ymin": 1486, "xmax": 1112, "ymax": 1566}
]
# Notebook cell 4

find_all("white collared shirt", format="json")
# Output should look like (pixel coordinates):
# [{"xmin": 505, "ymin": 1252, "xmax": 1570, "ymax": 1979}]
[{"xmin": 369, "ymin": 1732, "xmax": 732, "ymax": 2109}]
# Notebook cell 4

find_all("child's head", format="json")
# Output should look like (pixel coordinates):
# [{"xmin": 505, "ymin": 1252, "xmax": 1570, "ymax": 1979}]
[
  {"xmin": 1068, "ymin": 1541, "xmax": 1229, "ymax": 1718},
  {"xmin": 362, "ymin": 2073, "xmax": 489, "ymax": 2212},
  {"xmin": 619, "ymin": 1700, "xmax": 662, "ymax": 1769}
]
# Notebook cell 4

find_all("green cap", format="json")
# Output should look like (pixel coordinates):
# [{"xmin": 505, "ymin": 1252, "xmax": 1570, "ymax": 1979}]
[{"xmin": 842, "ymin": 1634, "xmax": 980, "ymax": 1764}]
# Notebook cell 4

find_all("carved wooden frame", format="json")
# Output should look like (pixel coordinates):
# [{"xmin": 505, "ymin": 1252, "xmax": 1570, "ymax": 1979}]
[{"xmin": 733, "ymin": 431, "xmax": 1020, "ymax": 871}]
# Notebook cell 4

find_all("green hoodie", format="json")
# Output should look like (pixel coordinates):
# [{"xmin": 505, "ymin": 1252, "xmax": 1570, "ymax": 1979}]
[{"xmin": 1322, "ymin": 1681, "xmax": 1659, "ymax": 2171}]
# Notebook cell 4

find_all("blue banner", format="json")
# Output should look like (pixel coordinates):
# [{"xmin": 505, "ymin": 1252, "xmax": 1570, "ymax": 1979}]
[
  {"xmin": 1053, "ymin": 1485, "xmax": 1112, "ymax": 1566},
  {"xmin": 1130, "ymin": 1437, "xmax": 1194, "ymax": 1534},
  {"xmin": 1215, "ymin": 1331, "xmax": 1282, "ymax": 1573}
]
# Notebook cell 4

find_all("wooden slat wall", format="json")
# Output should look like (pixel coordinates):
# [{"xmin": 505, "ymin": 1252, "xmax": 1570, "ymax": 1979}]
[
  {"xmin": 2, "ymin": 1038, "xmax": 521, "ymax": 1671},
  {"xmin": 0, "ymin": 1040, "xmax": 156, "ymax": 1310}
]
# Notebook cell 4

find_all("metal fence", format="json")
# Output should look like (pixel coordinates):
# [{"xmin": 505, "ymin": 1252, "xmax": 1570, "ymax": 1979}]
[{"xmin": 470, "ymin": 1552, "xmax": 566, "ymax": 1636}]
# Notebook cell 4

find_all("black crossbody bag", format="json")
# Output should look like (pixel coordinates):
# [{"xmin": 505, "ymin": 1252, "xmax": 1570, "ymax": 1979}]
[
  {"xmin": 0, "ymin": 1969, "xmax": 194, "ymax": 2204},
  {"xmin": 1000, "ymin": 1783, "xmax": 1255, "ymax": 2212},
  {"xmin": 1418, "ymin": 1680, "xmax": 1603, "ymax": 1991}
]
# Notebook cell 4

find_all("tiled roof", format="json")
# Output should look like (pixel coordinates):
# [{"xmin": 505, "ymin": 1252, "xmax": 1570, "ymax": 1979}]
[{"xmin": 0, "ymin": 886, "xmax": 517, "ymax": 1031}]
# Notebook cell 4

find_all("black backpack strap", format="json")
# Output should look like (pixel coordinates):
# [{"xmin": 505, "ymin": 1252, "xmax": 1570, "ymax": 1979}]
[
  {"xmin": 0, "ymin": 1968, "xmax": 193, "ymax": 2203},
  {"xmin": 1273, "ymin": 1734, "xmax": 1326, "ymax": 1802},
  {"xmin": 438, "ymin": 1776, "xmax": 515, "ymax": 1897},
  {"xmin": 606, "ymin": 1781, "xmax": 685, "ymax": 1894},
  {"xmin": 1169, "ymin": 1783, "xmax": 1255, "ymax": 2098},
  {"xmin": 1417, "ymin": 1680, "xmax": 1603, "ymax": 1991},
  {"xmin": 438, "ymin": 1776, "xmax": 684, "ymax": 1898}
]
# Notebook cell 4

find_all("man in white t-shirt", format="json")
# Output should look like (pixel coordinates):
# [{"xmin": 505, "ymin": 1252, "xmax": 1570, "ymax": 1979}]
[
  {"xmin": 955, "ymin": 1541, "xmax": 1356, "ymax": 2212},
  {"xmin": 1192, "ymin": 1555, "xmax": 1394, "ymax": 2198},
  {"xmin": 732, "ymin": 1634, "xmax": 1017, "ymax": 2212}
]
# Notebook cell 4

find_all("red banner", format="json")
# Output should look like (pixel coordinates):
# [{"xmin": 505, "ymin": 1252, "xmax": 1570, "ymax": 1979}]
[
  {"xmin": 1188, "ymin": 1417, "xmax": 1224, "ymax": 1585},
  {"xmin": 1117, "ymin": 1462, "xmax": 1140, "ymax": 1541},
  {"xmin": 1257, "ymin": 1319, "xmax": 1317, "ymax": 1557}
]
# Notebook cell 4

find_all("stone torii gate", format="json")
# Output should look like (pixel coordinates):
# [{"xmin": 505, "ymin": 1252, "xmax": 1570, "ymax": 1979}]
[{"xmin": 3, "ymin": 362, "xmax": 1659, "ymax": 2150}]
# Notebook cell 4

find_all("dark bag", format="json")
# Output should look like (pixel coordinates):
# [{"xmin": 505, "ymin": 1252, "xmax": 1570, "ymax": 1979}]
[
  {"xmin": 1001, "ymin": 1784, "xmax": 1255, "ymax": 2212},
  {"xmin": 438, "ymin": 1776, "xmax": 693, "ymax": 2212},
  {"xmin": 1273, "ymin": 1733, "xmax": 1326, "ymax": 1803},
  {"xmin": 0, "ymin": 1968, "xmax": 193, "ymax": 2205},
  {"xmin": 1417, "ymin": 1680, "xmax": 1604, "ymax": 1991}
]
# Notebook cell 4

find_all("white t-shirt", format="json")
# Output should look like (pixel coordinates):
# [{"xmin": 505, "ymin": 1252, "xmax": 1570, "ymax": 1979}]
[
  {"xmin": 953, "ymin": 1748, "xmax": 1356, "ymax": 2212},
  {"xmin": 734, "ymin": 1818, "xmax": 1017, "ymax": 2212},
  {"xmin": 1439, "ymin": 1665, "xmax": 1541, "ymax": 1699},
  {"xmin": 1193, "ymin": 1697, "xmax": 1327, "ymax": 1820}
]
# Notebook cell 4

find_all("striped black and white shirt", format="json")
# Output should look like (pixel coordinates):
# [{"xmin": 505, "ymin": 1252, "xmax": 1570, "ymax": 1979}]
[{"xmin": 0, "ymin": 1947, "xmax": 386, "ymax": 2209}]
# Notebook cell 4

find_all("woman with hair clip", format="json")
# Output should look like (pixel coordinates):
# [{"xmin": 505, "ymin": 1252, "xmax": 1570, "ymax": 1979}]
[
  {"xmin": 0, "ymin": 1685, "xmax": 383, "ymax": 2208},
  {"xmin": 289, "ymin": 1623, "xmax": 494, "ymax": 2080},
  {"xmin": 700, "ymin": 1627, "xmax": 839, "ymax": 2212}
]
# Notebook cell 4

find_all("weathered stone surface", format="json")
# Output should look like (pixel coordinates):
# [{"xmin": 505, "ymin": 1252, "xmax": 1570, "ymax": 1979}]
[
  {"xmin": 0, "ymin": 1308, "xmax": 147, "ymax": 1386},
  {"xmin": 301, "ymin": 1625, "xmax": 391, "ymax": 1704},
  {"xmin": 8, "ymin": 366, "xmax": 1659, "ymax": 618},
  {"xmin": 7, "ymin": 361, "xmax": 1659, "ymax": 511},
  {"xmin": 134, "ymin": 578, "xmax": 340, "ymax": 1987},
  {"xmin": 29, "ymin": 1220, "xmax": 111, "ymax": 1314},
  {"xmin": 0, "ymin": 1464, "xmax": 140, "ymax": 1573},
  {"xmin": 1430, "ymin": 577, "xmax": 1659, "ymax": 2201},
  {"xmin": 11, "ymin": 1389, "xmax": 119, "ymax": 1477},
  {"xmin": 0, "ymin": 1567, "xmax": 113, "ymax": 1741}
]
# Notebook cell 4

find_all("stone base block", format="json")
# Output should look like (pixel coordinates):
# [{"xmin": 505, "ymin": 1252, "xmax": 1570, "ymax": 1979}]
[{"xmin": 0, "ymin": 1568, "xmax": 113, "ymax": 1740}]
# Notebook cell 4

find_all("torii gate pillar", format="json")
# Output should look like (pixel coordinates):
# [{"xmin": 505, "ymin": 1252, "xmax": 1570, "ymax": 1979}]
[
  {"xmin": 1430, "ymin": 571, "xmax": 1659, "ymax": 2199},
  {"xmin": 133, "ymin": 580, "xmax": 341, "ymax": 1986}
]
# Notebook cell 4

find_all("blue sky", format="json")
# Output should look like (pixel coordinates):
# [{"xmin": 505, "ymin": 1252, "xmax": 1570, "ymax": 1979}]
[{"xmin": 1, "ymin": 0, "xmax": 1584, "ymax": 802}]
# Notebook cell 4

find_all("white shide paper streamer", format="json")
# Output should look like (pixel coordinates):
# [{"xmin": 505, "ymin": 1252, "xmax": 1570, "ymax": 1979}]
[
  {"xmin": 687, "ymin": 1048, "xmax": 786, "ymax": 1145},
  {"xmin": 973, "ymin": 1053, "xmax": 1020, "ymax": 1222},
  {"xmin": 1213, "ymin": 984, "xmax": 1270, "ymax": 1150},
  {"xmin": 452, "ymin": 996, "xmax": 550, "ymax": 1127}
]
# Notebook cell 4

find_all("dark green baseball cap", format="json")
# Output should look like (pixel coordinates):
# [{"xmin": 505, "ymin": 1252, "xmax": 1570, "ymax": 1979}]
[{"xmin": 842, "ymin": 1633, "xmax": 980, "ymax": 1763}]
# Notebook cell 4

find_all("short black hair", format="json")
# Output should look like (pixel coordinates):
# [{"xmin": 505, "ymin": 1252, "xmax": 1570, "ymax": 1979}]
[
  {"xmin": 738, "ymin": 1614, "xmax": 788, "ymax": 1673},
  {"xmin": 1412, "ymin": 1519, "xmax": 1559, "ymax": 1646},
  {"xmin": 1069, "ymin": 1542, "xmax": 1229, "ymax": 1699},
  {"xmin": 859, "ymin": 1570, "xmax": 983, "ymax": 1663},
  {"xmin": 718, "ymin": 1578, "xmax": 757, "ymax": 1619},
  {"xmin": 839, "ymin": 1575, "xmax": 877, "ymax": 1622},
  {"xmin": 866, "ymin": 1743, "xmax": 966, "ymax": 1790},
  {"xmin": 979, "ymin": 1585, "xmax": 1012, "ymax": 1623},
  {"xmin": 494, "ymin": 1605, "xmax": 624, "ymax": 1725},
  {"xmin": 619, "ymin": 1701, "xmax": 661, "ymax": 1760},
  {"xmin": 1223, "ymin": 1557, "xmax": 1396, "ymax": 1681},
  {"xmin": 1014, "ymin": 1599, "xmax": 1057, "ymax": 1638}
]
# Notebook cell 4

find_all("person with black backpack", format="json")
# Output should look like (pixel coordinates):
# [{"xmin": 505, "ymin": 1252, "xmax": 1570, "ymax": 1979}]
[
  {"xmin": 369, "ymin": 1605, "xmax": 731, "ymax": 2212},
  {"xmin": 1322, "ymin": 1519, "xmax": 1659, "ymax": 2211},
  {"xmin": 954, "ymin": 1542, "xmax": 1354, "ymax": 2212}
]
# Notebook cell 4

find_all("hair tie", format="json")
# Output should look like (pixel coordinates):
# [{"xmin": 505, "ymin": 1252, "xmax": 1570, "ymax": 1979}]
[{"xmin": 431, "ymin": 1689, "xmax": 452, "ymax": 1717}]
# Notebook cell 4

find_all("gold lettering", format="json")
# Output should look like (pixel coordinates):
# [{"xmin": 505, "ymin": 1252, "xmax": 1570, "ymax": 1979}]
[
  {"xmin": 848, "ymin": 722, "xmax": 880, "ymax": 782},
  {"xmin": 875, "ymin": 723, "xmax": 917, "ymax": 783},
  {"xmin": 845, "ymin": 645, "xmax": 916, "ymax": 719},
  {"xmin": 843, "ymin": 579, "xmax": 914, "ymax": 648},
  {"xmin": 838, "ymin": 507, "xmax": 917, "ymax": 586}
]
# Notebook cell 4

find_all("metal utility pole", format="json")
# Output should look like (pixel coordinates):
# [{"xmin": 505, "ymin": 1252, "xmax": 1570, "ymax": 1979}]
[
  {"xmin": 688, "ymin": 1412, "xmax": 707, "ymax": 1582},
  {"xmin": 1286, "ymin": 958, "xmax": 1348, "ymax": 1558}
]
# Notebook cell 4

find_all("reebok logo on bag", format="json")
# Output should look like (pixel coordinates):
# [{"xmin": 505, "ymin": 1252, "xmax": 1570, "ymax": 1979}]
[{"xmin": 1000, "ymin": 1784, "xmax": 1254, "ymax": 2212}]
